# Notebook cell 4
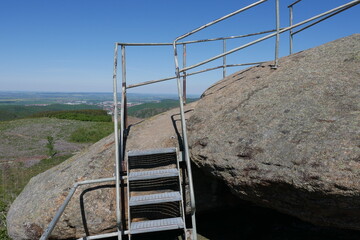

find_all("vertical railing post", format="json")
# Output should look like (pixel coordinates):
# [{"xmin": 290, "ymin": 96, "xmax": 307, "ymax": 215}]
[
  {"xmin": 273, "ymin": 0, "xmax": 280, "ymax": 68},
  {"xmin": 173, "ymin": 41, "xmax": 197, "ymax": 240},
  {"xmin": 120, "ymin": 44, "xmax": 128, "ymax": 240},
  {"xmin": 120, "ymin": 45, "xmax": 127, "ymax": 169},
  {"xmin": 222, "ymin": 39, "xmax": 227, "ymax": 78},
  {"xmin": 182, "ymin": 44, "xmax": 187, "ymax": 105},
  {"xmin": 112, "ymin": 43, "xmax": 122, "ymax": 240},
  {"xmin": 289, "ymin": 5, "xmax": 294, "ymax": 54}
]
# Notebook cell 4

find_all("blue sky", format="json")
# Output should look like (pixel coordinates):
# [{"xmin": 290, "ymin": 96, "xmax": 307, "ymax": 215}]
[{"xmin": 0, "ymin": 0, "xmax": 359, "ymax": 95}]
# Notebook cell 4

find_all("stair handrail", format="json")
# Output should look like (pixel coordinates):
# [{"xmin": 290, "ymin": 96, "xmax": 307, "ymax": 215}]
[
  {"xmin": 288, "ymin": 0, "xmax": 359, "ymax": 54},
  {"xmin": 39, "ymin": 178, "xmax": 116, "ymax": 240},
  {"xmin": 116, "ymin": 0, "xmax": 360, "ymax": 91},
  {"xmin": 175, "ymin": 0, "xmax": 360, "ymax": 74}
]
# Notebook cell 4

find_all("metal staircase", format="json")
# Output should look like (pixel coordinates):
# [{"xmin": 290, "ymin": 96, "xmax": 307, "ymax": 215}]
[
  {"xmin": 39, "ymin": 1, "xmax": 360, "ymax": 240},
  {"xmin": 126, "ymin": 148, "xmax": 187, "ymax": 238}
]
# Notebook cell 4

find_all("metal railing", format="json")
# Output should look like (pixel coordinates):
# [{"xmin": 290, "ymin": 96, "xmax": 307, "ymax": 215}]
[
  {"xmin": 40, "ymin": 1, "xmax": 360, "ymax": 239},
  {"xmin": 116, "ymin": 1, "xmax": 360, "ymax": 238},
  {"xmin": 288, "ymin": 0, "xmax": 360, "ymax": 54},
  {"xmin": 39, "ymin": 177, "xmax": 116, "ymax": 240}
]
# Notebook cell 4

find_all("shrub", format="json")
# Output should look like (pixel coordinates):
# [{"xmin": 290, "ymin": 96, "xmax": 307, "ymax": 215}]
[
  {"xmin": 30, "ymin": 109, "xmax": 112, "ymax": 122},
  {"xmin": 70, "ymin": 122, "xmax": 113, "ymax": 143}
]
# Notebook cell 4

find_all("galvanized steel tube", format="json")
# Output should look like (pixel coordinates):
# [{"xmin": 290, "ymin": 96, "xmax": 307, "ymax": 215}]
[
  {"xmin": 173, "ymin": 40, "xmax": 198, "ymax": 240},
  {"xmin": 292, "ymin": 2, "xmax": 360, "ymax": 36},
  {"xmin": 185, "ymin": 62, "xmax": 267, "ymax": 77},
  {"xmin": 181, "ymin": 0, "xmax": 360, "ymax": 73},
  {"xmin": 113, "ymin": 44, "xmax": 122, "ymax": 240},
  {"xmin": 183, "ymin": 44, "xmax": 187, "ymax": 104},
  {"xmin": 127, "ymin": 76, "xmax": 177, "ymax": 89},
  {"xmin": 179, "ymin": 29, "xmax": 277, "ymax": 45},
  {"xmin": 127, "ymin": 61, "xmax": 266, "ymax": 90},
  {"xmin": 117, "ymin": 42, "xmax": 173, "ymax": 46},
  {"xmin": 39, "ymin": 178, "xmax": 116, "ymax": 240},
  {"xmin": 223, "ymin": 39, "xmax": 227, "ymax": 78},
  {"xmin": 289, "ymin": 6, "xmax": 294, "ymax": 54},
  {"xmin": 273, "ymin": 0, "xmax": 280, "ymax": 68},
  {"xmin": 288, "ymin": 0, "xmax": 302, "ymax": 8},
  {"xmin": 116, "ymin": 28, "xmax": 276, "ymax": 47},
  {"xmin": 121, "ymin": 45, "xmax": 130, "ymax": 240},
  {"xmin": 39, "ymin": 186, "xmax": 77, "ymax": 240},
  {"xmin": 175, "ymin": 0, "xmax": 268, "ymax": 42}
]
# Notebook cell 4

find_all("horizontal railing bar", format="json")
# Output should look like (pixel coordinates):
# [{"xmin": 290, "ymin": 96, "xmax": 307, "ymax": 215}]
[
  {"xmin": 78, "ymin": 230, "xmax": 130, "ymax": 240},
  {"xmin": 77, "ymin": 177, "xmax": 116, "ymax": 186},
  {"xmin": 79, "ymin": 231, "xmax": 118, "ymax": 240},
  {"xmin": 116, "ymin": 1, "xmax": 268, "ymax": 67},
  {"xmin": 116, "ymin": 42, "xmax": 173, "ymax": 46},
  {"xmin": 180, "ymin": 0, "xmax": 360, "ymax": 73},
  {"xmin": 186, "ymin": 62, "xmax": 267, "ymax": 77},
  {"xmin": 40, "ymin": 177, "xmax": 116, "ymax": 240},
  {"xmin": 179, "ymin": 29, "xmax": 279, "ymax": 44},
  {"xmin": 174, "ymin": 0, "xmax": 268, "ymax": 43},
  {"xmin": 292, "ymin": 3, "xmax": 359, "ymax": 35},
  {"xmin": 116, "ymin": 29, "xmax": 279, "ymax": 47},
  {"xmin": 224, "ymin": 62, "xmax": 268, "ymax": 67},
  {"xmin": 127, "ymin": 76, "xmax": 177, "ymax": 89},
  {"xmin": 288, "ymin": 0, "xmax": 302, "ymax": 8},
  {"xmin": 126, "ymin": 61, "xmax": 267, "ymax": 89}
]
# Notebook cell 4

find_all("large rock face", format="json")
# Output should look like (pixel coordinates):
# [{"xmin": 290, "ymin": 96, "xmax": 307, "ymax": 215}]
[{"xmin": 188, "ymin": 34, "xmax": 360, "ymax": 230}]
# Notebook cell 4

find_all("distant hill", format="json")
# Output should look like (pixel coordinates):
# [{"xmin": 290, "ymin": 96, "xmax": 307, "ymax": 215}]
[
  {"xmin": 29, "ymin": 109, "xmax": 112, "ymax": 122},
  {"xmin": 0, "ymin": 104, "xmax": 100, "ymax": 121}
]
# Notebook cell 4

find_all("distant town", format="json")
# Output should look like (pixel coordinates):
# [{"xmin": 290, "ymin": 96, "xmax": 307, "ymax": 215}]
[
  {"xmin": 0, "ymin": 91, "xmax": 199, "ymax": 119},
  {"xmin": 25, "ymin": 100, "xmax": 145, "ymax": 115}
]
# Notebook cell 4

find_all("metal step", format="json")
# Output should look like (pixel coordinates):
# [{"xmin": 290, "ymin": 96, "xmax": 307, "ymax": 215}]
[
  {"xmin": 128, "ymin": 148, "xmax": 177, "ymax": 170},
  {"xmin": 128, "ymin": 148, "xmax": 176, "ymax": 157},
  {"xmin": 129, "ymin": 168, "xmax": 179, "ymax": 181},
  {"xmin": 130, "ymin": 217, "xmax": 184, "ymax": 234},
  {"xmin": 129, "ymin": 192, "xmax": 181, "ymax": 207}
]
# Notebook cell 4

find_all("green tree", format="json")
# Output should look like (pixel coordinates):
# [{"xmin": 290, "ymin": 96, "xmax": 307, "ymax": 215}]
[{"xmin": 46, "ymin": 136, "xmax": 57, "ymax": 158}]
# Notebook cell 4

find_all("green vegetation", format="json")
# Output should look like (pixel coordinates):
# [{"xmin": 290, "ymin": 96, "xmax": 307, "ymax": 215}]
[
  {"xmin": 0, "ymin": 154, "xmax": 72, "ymax": 239},
  {"xmin": 0, "ymin": 104, "xmax": 101, "ymax": 121},
  {"xmin": 70, "ymin": 122, "xmax": 113, "ymax": 143},
  {"xmin": 128, "ymin": 98, "xmax": 197, "ymax": 119},
  {"xmin": 46, "ymin": 136, "xmax": 57, "ymax": 157},
  {"xmin": 0, "ymin": 115, "xmax": 114, "ymax": 238},
  {"xmin": 29, "ymin": 109, "xmax": 112, "ymax": 122}
]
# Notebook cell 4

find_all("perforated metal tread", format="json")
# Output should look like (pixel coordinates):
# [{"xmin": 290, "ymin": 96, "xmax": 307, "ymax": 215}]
[
  {"xmin": 130, "ymin": 217, "xmax": 184, "ymax": 234},
  {"xmin": 128, "ymin": 148, "xmax": 176, "ymax": 157},
  {"xmin": 129, "ymin": 192, "xmax": 181, "ymax": 206},
  {"xmin": 129, "ymin": 168, "xmax": 179, "ymax": 181}
]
